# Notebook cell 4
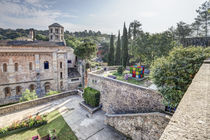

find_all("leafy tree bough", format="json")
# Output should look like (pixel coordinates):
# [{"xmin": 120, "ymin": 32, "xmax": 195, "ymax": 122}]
[{"xmin": 150, "ymin": 46, "xmax": 210, "ymax": 108}]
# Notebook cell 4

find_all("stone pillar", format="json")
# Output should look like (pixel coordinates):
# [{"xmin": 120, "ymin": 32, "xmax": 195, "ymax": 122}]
[
  {"xmin": 35, "ymin": 54, "xmax": 41, "ymax": 96},
  {"xmin": 64, "ymin": 52, "xmax": 68, "ymax": 90},
  {"xmin": 8, "ymin": 58, "xmax": 14, "ymax": 83},
  {"xmin": 53, "ymin": 52, "xmax": 58, "ymax": 91},
  {"xmin": 8, "ymin": 58, "xmax": 16, "ymax": 97}
]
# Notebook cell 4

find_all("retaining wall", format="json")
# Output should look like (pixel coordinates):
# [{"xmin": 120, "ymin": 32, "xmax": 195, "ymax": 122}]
[
  {"xmin": 0, "ymin": 90, "xmax": 77, "ymax": 115},
  {"xmin": 88, "ymin": 72, "xmax": 165, "ymax": 114},
  {"xmin": 106, "ymin": 112, "xmax": 171, "ymax": 140}
]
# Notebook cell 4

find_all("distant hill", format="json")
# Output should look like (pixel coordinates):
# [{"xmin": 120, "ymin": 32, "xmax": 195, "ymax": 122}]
[{"xmin": 0, "ymin": 28, "xmax": 110, "ymax": 41}]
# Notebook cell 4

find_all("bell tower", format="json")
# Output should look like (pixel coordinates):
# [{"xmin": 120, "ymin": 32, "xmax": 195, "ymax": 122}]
[{"xmin": 48, "ymin": 23, "xmax": 64, "ymax": 42}]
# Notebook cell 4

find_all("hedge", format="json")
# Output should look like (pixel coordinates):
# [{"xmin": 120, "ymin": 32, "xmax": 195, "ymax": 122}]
[{"xmin": 83, "ymin": 87, "xmax": 100, "ymax": 107}]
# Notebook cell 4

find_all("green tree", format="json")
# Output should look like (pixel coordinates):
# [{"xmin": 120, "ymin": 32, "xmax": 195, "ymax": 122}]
[
  {"xmin": 122, "ymin": 23, "xmax": 128, "ymax": 68},
  {"xmin": 191, "ymin": 20, "xmax": 201, "ymax": 37},
  {"xmin": 129, "ymin": 20, "xmax": 142, "ymax": 39},
  {"xmin": 74, "ymin": 41, "xmax": 96, "ymax": 60},
  {"xmin": 129, "ymin": 31, "xmax": 175, "ymax": 67},
  {"xmin": 108, "ymin": 35, "xmax": 115, "ymax": 66},
  {"xmin": 150, "ymin": 46, "xmax": 210, "ymax": 108},
  {"xmin": 195, "ymin": 1, "xmax": 210, "ymax": 38},
  {"xmin": 36, "ymin": 34, "xmax": 48, "ymax": 41},
  {"xmin": 128, "ymin": 26, "xmax": 131, "ymax": 39},
  {"xmin": 74, "ymin": 41, "xmax": 96, "ymax": 87},
  {"xmin": 20, "ymin": 89, "xmax": 38, "ymax": 102},
  {"xmin": 99, "ymin": 42, "xmax": 109, "ymax": 62},
  {"xmin": 115, "ymin": 31, "xmax": 121, "ymax": 65},
  {"xmin": 175, "ymin": 21, "xmax": 191, "ymax": 45}
]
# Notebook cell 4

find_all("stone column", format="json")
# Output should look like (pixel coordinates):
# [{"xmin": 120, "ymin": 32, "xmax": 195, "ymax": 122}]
[
  {"xmin": 8, "ymin": 58, "xmax": 16, "ymax": 97},
  {"xmin": 64, "ymin": 52, "xmax": 68, "ymax": 90},
  {"xmin": 35, "ymin": 54, "xmax": 41, "ymax": 96},
  {"xmin": 8, "ymin": 58, "xmax": 14, "ymax": 84},
  {"xmin": 53, "ymin": 52, "xmax": 58, "ymax": 91}
]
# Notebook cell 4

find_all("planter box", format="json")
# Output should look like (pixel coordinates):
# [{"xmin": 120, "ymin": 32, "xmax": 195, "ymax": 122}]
[
  {"xmin": 79, "ymin": 101, "xmax": 102, "ymax": 114},
  {"xmin": 0, "ymin": 122, "xmax": 47, "ymax": 138}
]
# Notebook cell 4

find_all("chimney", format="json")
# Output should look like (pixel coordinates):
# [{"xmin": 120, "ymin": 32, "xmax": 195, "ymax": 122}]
[{"xmin": 29, "ymin": 28, "xmax": 35, "ymax": 41}]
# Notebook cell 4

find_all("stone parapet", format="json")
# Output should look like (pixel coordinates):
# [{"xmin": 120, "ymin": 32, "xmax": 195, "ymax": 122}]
[{"xmin": 160, "ymin": 61, "xmax": 210, "ymax": 140}]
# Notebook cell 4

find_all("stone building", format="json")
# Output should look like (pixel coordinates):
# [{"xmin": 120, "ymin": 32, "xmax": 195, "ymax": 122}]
[
  {"xmin": 49, "ymin": 23, "xmax": 65, "ymax": 42},
  {"xmin": 0, "ymin": 23, "xmax": 81, "ymax": 105}
]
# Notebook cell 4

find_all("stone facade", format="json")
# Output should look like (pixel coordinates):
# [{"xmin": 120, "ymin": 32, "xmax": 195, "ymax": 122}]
[
  {"xmin": 88, "ymin": 72, "xmax": 165, "ymax": 114},
  {"xmin": 0, "ymin": 23, "xmax": 81, "ymax": 105},
  {"xmin": 106, "ymin": 112, "xmax": 171, "ymax": 140},
  {"xmin": 160, "ymin": 60, "xmax": 210, "ymax": 140}
]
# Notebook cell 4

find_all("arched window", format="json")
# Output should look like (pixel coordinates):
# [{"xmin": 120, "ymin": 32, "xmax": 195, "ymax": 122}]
[
  {"xmin": 44, "ymin": 61, "xmax": 49, "ymax": 69},
  {"xmin": 15, "ymin": 63, "xmax": 18, "ymax": 72},
  {"xmin": 4, "ymin": 87, "xmax": 11, "ymax": 97},
  {"xmin": 29, "ymin": 84, "xmax": 35, "ymax": 92},
  {"xmin": 44, "ymin": 82, "xmax": 50, "ymax": 93},
  {"xmin": 60, "ymin": 62, "xmax": 62, "ymax": 69},
  {"xmin": 60, "ymin": 81, "xmax": 63, "ymax": 89},
  {"xmin": 16, "ymin": 86, "xmax": 21, "ymax": 95},
  {"xmin": 55, "ymin": 29, "xmax": 58, "ymax": 34},
  {"xmin": 3, "ymin": 63, "xmax": 7, "ymax": 72},
  {"xmin": 60, "ymin": 72, "xmax": 63, "ymax": 79},
  {"xmin": 29, "ymin": 62, "xmax": 33, "ymax": 70}
]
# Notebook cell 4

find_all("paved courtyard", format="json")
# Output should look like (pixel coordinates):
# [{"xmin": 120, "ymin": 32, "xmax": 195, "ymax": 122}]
[
  {"xmin": 0, "ymin": 95, "xmax": 125, "ymax": 140},
  {"xmin": 58, "ymin": 95, "xmax": 126, "ymax": 140},
  {"xmin": 0, "ymin": 96, "xmax": 73, "ymax": 128}
]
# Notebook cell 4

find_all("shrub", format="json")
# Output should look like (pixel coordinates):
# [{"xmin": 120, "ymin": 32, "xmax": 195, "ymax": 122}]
[
  {"xmin": 20, "ymin": 89, "xmax": 38, "ymax": 102},
  {"xmin": 83, "ymin": 87, "xmax": 100, "ymax": 107},
  {"xmin": 46, "ymin": 90, "xmax": 59, "ymax": 96},
  {"xmin": 117, "ymin": 66, "xmax": 125, "ymax": 75},
  {"xmin": 150, "ymin": 46, "xmax": 210, "ymax": 108}
]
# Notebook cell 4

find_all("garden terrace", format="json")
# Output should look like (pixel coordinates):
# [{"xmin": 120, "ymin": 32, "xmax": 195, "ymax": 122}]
[{"xmin": 95, "ymin": 67, "xmax": 156, "ymax": 90}]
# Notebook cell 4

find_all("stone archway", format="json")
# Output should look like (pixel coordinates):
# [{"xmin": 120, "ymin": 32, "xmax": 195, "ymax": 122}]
[
  {"xmin": 4, "ymin": 87, "xmax": 11, "ymax": 98},
  {"xmin": 44, "ymin": 82, "xmax": 51, "ymax": 93},
  {"xmin": 29, "ymin": 84, "xmax": 36, "ymax": 92},
  {"xmin": 16, "ymin": 86, "xmax": 22, "ymax": 95}
]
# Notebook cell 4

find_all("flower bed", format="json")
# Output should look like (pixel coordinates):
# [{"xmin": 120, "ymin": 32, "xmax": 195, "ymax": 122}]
[{"xmin": 0, "ymin": 115, "xmax": 47, "ymax": 138}]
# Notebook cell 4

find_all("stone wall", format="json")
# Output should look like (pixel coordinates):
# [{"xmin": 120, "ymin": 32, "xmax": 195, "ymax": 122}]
[
  {"xmin": 0, "ymin": 90, "xmax": 77, "ymax": 115},
  {"xmin": 106, "ymin": 112, "xmax": 171, "ymax": 140},
  {"xmin": 88, "ymin": 73, "xmax": 165, "ymax": 114},
  {"xmin": 0, "ymin": 79, "xmax": 55, "ymax": 105},
  {"xmin": 0, "ymin": 46, "xmax": 81, "ymax": 105},
  {"xmin": 160, "ymin": 60, "xmax": 210, "ymax": 140}
]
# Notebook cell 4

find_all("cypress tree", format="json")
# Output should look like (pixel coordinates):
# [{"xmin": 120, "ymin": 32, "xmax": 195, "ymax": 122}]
[
  {"xmin": 122, "ymin": 23, "xmax": 128, "ymax": 68},
  {"xmin": 115, "ymin": 31, "xmax": 121, "ymax": 65},
  {"xmin": 108, "ymin": 34, "xmax": 115, "ymax": 66},
  {"xmin": 128, "ymin": 25, "xmax": 131, "ymax": 39}
]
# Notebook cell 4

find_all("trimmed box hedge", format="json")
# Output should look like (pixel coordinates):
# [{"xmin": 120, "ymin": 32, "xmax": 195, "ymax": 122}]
[{"xmin": 83, "ymin": 87, "xmax": 100, "ymax": 107}]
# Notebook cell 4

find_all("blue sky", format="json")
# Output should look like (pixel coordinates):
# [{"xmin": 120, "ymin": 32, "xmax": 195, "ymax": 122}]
[{"xmin": 0, "ymin": 0, "xmax": 206, "ymax": 34}]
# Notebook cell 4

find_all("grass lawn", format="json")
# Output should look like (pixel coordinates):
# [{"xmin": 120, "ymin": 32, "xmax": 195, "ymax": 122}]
[
  {"xmin": 106, "ymin": 70, "xmax": 152, "ymax": 87},
  {"xmin": 1, "ymin": 110, "xmax": 77, "ymax": 140}
]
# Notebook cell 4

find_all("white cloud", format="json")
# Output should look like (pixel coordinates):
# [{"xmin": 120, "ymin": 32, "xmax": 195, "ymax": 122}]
[
  {"xmin": 24, "ymin": 0, "xmax": 40, "ymax": 4},
  {"xmin": 0, "ymin": 0, "xmax": 79, "ymax": 30}
]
